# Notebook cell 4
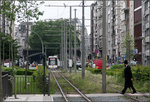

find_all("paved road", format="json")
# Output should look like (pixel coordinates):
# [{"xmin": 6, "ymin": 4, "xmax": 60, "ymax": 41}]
[{"xmin": 4, "ymin": 93, "xmax": 150, "ymax": 102}]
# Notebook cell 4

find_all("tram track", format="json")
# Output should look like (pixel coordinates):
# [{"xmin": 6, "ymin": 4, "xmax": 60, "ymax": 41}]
[
  {"xmin": 50, "ymin": 69, "xmax": 92, "ymax": 102},
  {"xmin": 61, "ymin": 71, "xmax": 149, "ymax": 102}
]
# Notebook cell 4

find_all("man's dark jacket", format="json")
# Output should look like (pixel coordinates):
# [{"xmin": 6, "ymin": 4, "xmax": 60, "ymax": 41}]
[{"xmin": 124, "ymin": 65, "xmax": 133, "ymax": 87}]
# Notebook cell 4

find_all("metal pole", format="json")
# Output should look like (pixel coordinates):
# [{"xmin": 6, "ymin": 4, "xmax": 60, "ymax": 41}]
[
  {"xmin": 3, "ymin": 42, "xmax": 4, "ymax": 66},
  {"xmin": 82, "ymin": 0, "xmax": 85, "ymax": 79},
  {"xmin": 0, "ymin": 8, "xmax": 3, "ymax": 101},
  {"xmin": 128, "ymin": 40, "xmax": 131, "ymax": 64},
  {"xmin": 25, "ymin": 1, "xmax": 29, "ymax": 89},
  {"xmin": 74, "ymin": 9, "xmax": 77, "ymax": 73},
  {"xmin": 43, "ymin": 46, "xmax": 45, "ymax": 96},
  {"xmin": 69, "ymin": 6, "xmax": 72, "ymax": 73},
  {"xmin": 61, "ymin": 24, "xmax": 64, "ymax": 68},
  {"xmin": 102, "ymin": 0, "xmax": 106, "ymax": 93},
  {"xmin": 64, "ymin": 21, "xmax": 67, "ymax": 70}
]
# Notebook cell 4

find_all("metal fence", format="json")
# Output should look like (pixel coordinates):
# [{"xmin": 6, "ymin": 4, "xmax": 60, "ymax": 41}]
[
  {"xmin": 2, "ymin": 73, "xmax": 13, "ymax": 99},
  {"xmin": 14, "ymin": 75, "xmax": 50, "ymax": 95}
]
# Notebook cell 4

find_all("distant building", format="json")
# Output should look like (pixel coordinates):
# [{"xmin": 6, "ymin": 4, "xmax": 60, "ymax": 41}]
[
  {"xmin": 15, "ymin": 22, "xmax": 33, "ymax": 57},
  {"xmin": 142, "ymin": 0, "xmax": 150, "ymax": 66},
  {"xmin": 0, "ymin": 0, "xmax": 15, "ymax": 38},
  {"xmin": 134, "ymin": 0, "xmax": 142, "ymax": 64}
]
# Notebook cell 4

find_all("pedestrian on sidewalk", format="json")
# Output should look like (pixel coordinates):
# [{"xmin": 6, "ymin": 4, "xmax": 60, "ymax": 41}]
[{"xmin": 121, "ymin": 60, "xmax": 136, "ymax": 94}]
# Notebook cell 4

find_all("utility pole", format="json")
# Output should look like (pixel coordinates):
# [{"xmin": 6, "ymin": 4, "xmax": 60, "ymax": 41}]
[
  {"xmin": 74, "ymin": 9, "xmax": 77, "ymax": 73},
  {"xmin": 0, "ymin": 0, "xmax": 3, "ymax": 100},
  {"xmin": 69, "ymin": 6, "xmax": 72, "ymax": 73},
  {"xmin": 25, "ymin": 1, "xmax": 29, "ymax": 89},
  {"xmin": 61, "ymin": 24, "xmax": 64, "ymax": 68},
  {"xmin": 82, "ymin": 0, "xmax": 85, "ymax": 79},
  {"xmin": 0, "ymin": 1, "xmax": 3, "ymax": 100},
  {"xmin": 102, "ymin": 0, "xmax": 106, "ymax": 93},
  {"xmin": 64, "ymin": 21, "xmax": 67, "ymax": 70},
  {"xmin": 0, "ymin": 33, "xmax": 3, "ymax": 102}
]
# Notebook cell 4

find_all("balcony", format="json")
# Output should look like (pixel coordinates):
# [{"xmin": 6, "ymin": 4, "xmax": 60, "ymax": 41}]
[
  {"xmin": 146, "ymin": 50, "xmax": 150, "ymax": 56},
  {"xmin": 145, "ymin": 36, "xmax": 150, "ymax": 42},
  {"xmin": 145, "ymin": 22, "xmax": 150, "ymax": 29},
  {"xmin": 144, "ymin": 9, "xmax": 149, "ymax": 17}
]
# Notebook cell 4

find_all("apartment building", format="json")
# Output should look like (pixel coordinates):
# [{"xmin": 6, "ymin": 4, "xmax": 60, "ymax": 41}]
[
  {"xmin": 15, "ymin": 22, "xmax": 33, "ymax": 57},
  {"xmin": 142, "ymin": 0, "xmax": 150, "ymax": 65},
  {"xmin": 134, "ymin": 0, "xmax": 142, "ymax": 64},
  {"xmin": 90, "ymin": 1, "xmax": 103, "ymax": 59}
]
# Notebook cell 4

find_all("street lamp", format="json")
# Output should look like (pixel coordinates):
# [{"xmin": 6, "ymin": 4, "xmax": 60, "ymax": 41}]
[{"xmin": 31, "ymin": 31, "xmax": 46, "ymax": 96}]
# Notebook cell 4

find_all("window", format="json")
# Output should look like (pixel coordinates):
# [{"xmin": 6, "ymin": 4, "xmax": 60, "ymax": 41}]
[{"xmin": 144, "ymin": 1, "xmax": 149, "ymax": 11}]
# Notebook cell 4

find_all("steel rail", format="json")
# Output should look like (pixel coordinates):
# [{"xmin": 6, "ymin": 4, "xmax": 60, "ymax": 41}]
[
  {"xmin": 58, "ymin": 72, "xmax": 92, "ymax": 102},
  {"xmin": 50, "ymin": 70, "xmax": 69, "ymax": 102}
]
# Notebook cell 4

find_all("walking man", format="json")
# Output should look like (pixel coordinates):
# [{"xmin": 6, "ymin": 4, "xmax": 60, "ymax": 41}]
[{"xmin": 121, "ymin": 60, "xmax": 136, "ymax": 94}]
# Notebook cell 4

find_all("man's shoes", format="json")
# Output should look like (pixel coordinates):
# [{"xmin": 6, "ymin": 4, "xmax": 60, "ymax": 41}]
[{"xmin": 120, "ymin": 92, "xmax": 125, "ymax": 94}]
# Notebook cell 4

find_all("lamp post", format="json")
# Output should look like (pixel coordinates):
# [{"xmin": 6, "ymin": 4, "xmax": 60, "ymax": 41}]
[{"xmin": 31, "ymin": 31, "xmax": 45, "ymax": 95}]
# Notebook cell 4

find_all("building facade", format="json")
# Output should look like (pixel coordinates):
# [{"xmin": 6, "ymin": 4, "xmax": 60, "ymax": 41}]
[
  {"xmin": 91, "ymin": 0, "xmax": 137, "ymax": 64},
  {"xmin": 142, "ymin": 0, "xmax": 150, "ymax": 66},
  {"xmin": 15, "ymin": 22, "xmax": 33, "ymax": 57}
]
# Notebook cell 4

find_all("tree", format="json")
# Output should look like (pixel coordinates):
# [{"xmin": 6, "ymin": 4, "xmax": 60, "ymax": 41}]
[
  {"xmin": 123, "ymin": 33, "xmax": 135, "ymax": 63},
  {"xmin": 29, "ymin": 20, "xmax": 81, "ymax": 56}
]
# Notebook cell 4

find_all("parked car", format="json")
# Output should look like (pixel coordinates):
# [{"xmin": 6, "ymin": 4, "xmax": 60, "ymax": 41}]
[
  {"xmin": 3, "ymin": 59, "xmax": 12, "ymax": 67},
  {"xmin": 130, "ymin": 60, "xmax": 137, "ymax": 66},
  {"xmin": 76, "ymin": 61, "xmax": 81, "ymax": 69},
  {"xmin": 93, "ymin": 59, "xmax": 102, "ymax": 69}
]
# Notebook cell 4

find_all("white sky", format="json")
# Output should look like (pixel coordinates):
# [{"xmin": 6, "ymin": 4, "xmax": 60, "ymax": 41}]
[{"xmin": 37, "ymin": 1, "xmax": 95, "ymax": 34}]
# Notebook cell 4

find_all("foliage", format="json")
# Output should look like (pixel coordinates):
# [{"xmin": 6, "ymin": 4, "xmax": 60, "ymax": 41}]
[
  {"xmin": 32, "ymin": 66, "xmax": 49, "ymax": 93},
  {"xmin": 29, "ymin": 20, "xmax": 81, "ymax": 56},
  {"xmin": 123, "ymin": 33, "xmax": 135, "ymax": 61},
  {"xmin": 86, "ymin": 67, "xmax": 102, "ymax": 74},
  {"xmin": 132, "ymin": 65, "xmax": 150, "ymax": 81},
  {"xmin": 15, "ymin": 69, "xmax": 36, "ymax": 75},
  {"xmin": 0, "ymin": 33, "xmax": 20, "ymax": 60},
  {"xmin": 110, "ymin": 64, "xmax": 124, "ymax": 69},
  {"xmin": 106, "ymin": 65, "xmax": 150, "ymax": 81},
  {"xmin": 2, "ymin": 67, "xmax": 36, "ymax": 75},
  {"xmin": 2, "ymin": 67, "xmax": 13, "ymax": 74},
  {"xmin": 15, "ymin": 0, "xmax": 44, "ymax": 22}
]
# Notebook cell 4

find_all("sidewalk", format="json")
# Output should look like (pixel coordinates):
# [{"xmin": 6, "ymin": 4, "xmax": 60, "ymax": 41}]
[{"xmin": 4, "ymin": 93, "xmax": 150, "ymax": 102}]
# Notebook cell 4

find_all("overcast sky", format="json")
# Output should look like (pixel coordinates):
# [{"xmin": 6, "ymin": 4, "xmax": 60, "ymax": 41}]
[{"xmin": 37, "ymin": 1, "xmax": 95, "ymax": 34}]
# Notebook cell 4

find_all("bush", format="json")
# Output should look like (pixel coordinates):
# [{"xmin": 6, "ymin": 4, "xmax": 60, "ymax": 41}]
[
  {"xmin": 15, "ymin": 68, "xmax": 36, "ymax": 75},
  {"xmin": 32, "ymin": 66, "xmax": 49, "ymax": 93},
  {"xmin": 111, "ymin": 64, "xmax": 124, "ymax": 69},
  {"xmin": 86, "ymin": 68, "xmax": 102, "ymax": 74},
  {"xmin": 2, "ymin": 67, "xmax": 13, "ymax": 74},
  {"xmin": 132, "ymin": 66, "xmax": 150, "ymax": 81}
]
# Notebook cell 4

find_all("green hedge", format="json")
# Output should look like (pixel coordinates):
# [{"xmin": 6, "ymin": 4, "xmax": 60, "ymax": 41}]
[
  {"xmin": 15, "ymin": 69, "xmax": 36, "ymax": 75},
  {"xmin": 132, "ymin": 66, "xmax": 150, "ymax": 81},
  {"xmin": 2, "ymin": 67, "xmax": 13, "ymax": 73},
  {"xmin": 107, "ymin": 65, "xmax": 150, "ymax": 81},
  {"xmin": 86, "ymin": 68, "xmax": 102, "ymax": 74},
  {"xmin": 2, "ymin": 67, "xmax": 36, "ymax": 75},
  {"xmin": 110, "ymin": 64, "xmax": 124, "ymax": 69},
  {"xmin": 32, "ymin": 66, "xmax": 49, "ymax": 93}
]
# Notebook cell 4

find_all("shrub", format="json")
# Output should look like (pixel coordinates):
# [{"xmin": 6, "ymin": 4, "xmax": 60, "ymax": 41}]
[
  {"xmin": 86, "ymin": 68, "xmax": 102, "ymax": 74},
  {"xmin": 32, "ymin": 66, "xmax": 49, "ymax": 93},
  {"xmin": 111, "ymin": 64, "xmax": 124, "ymax": 69},
  {"xmin": 2, "ymin": 67, "xmax": 13, "ymax": 74},
  {"xmin": 132, "ymin": 66, "xmax": 150, "ymax": 81},
  {"xmin": 15, "ymin": 68, "xmax": 36, "ymax": 75}
]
